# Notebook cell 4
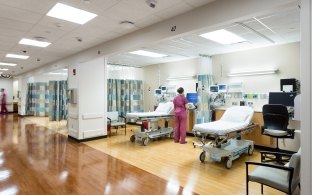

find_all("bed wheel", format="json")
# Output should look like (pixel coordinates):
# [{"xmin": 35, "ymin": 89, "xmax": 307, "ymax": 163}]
[
  {"xmin": 169, "ymin": 132, "xmax": 174, "ymax": 138},
  {"xmin": 199, "ymin": 151, "xmax": 206, "ymax": 163},
  {"xmin": 130, "ymin": 135, "xmax": 135, "ymax": 142},
  {"xmin": 248, "ymin": 145, "xmax": 254, "ymax": 156},
  {"xmin": 142, "ymin": 137, "xmax": 149, "ymax": 146},
  {"xmin": 225, "ymin": 157, "xmax": 232, "ymax": 169}
]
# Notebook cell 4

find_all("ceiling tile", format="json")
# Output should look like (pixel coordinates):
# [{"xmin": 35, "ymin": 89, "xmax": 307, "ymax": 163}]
[
  {"xmin": 183, "ymin": 0, "xmax": 216, "ymax": 8},
  {"xmin": 0, "ymin": 4, "xmax": 43, "ymax": 24},
  {"xmin": 0, "ymin": 0, "xmax": 56, "ymax": 14}
]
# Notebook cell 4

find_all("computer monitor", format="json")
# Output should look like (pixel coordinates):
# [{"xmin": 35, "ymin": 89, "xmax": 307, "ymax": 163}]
[
  {"xmin": 268, "ymin": 92, "xmax": 296, "ymax": 107},
  {"xmin": 186, "ymin": 93, "xmax": 198, "ymax": 104},
  {"xmin": 218, "ymin": 84, "xmax": 227, "ymax": 93},
  {"xmin": 154, "ymin": 89, "xmax": 162, "ymax": 95},
  {"xmin": 209, "ymin": 85, "xmax": 218, "ymax": 93},
  {"xmin": 161, "ymin": 86, "xmax": 167, "ymax": 92}
]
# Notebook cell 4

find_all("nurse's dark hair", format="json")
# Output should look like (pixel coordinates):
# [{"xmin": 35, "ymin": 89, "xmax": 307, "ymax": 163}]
[{"xmin": 177, "ymin": 87, "xmax": 184, "ymax": 94}]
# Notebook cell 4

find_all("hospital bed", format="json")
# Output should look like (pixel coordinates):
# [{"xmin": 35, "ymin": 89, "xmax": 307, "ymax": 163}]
[
  {"xmin": 193, "ymin": 106, "xmax": 257, "ymax": 168},
  {"xmin": 126, "ymin": 102, "xmax": 174, "ymax": 145}
]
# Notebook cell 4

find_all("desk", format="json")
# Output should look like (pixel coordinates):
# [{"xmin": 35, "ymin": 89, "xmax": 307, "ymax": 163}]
[{"xmin": 214, "ymin": 109, "xmax": 301, "ymax": 151}]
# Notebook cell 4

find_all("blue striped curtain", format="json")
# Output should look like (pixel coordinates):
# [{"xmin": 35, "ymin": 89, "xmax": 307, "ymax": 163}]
[
  {"xmin": 107, "ymin": 79, "xmax": 144, "ymax": 116},
  {"xmin": 49, "ymin": 81, "xmax": 67, "ymax": 121},
  {"xmin": 25, "ymin": 82, "xmax": 49, "ymax": 116},
  {"xmin": 197, "ymin": 74, "xmax": 214, "ymax": 123}
]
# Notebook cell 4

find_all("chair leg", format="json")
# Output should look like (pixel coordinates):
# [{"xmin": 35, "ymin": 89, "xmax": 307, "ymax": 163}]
[
  {"xmin": 246, "ymin": 165, "xmax": 249, "ymax": 195},
  {"xmin": 261, "ymin": 184, "xmax": 263, "ymax": 194}
]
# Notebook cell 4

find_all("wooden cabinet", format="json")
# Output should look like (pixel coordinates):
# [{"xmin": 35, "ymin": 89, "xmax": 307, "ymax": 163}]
[
  {"xmin": 158, "ymin": 110, "xmax": 195, "ymax": 133},
  {"xmin": 214, "ymin": 109, "xmax": 275, "ymax": 148},
  {"xmin": 187, "ymin": 110, "xmax": 195, "ymax": 133}
]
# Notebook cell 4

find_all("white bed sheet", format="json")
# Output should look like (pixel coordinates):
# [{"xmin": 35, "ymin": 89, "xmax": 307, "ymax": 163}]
[
  {"xmin": 126, "ymin": 111, "xmax": 170, "ymax": 118},
  {"xmin": 193, "ymin": 121, "xmax": 248, "ymax": 135}
]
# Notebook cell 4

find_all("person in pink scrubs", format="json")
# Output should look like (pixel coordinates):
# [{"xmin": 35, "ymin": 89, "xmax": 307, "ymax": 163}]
[{"xmin": 173, "ymin": 87, "xmax": 188, "ymax": 144}]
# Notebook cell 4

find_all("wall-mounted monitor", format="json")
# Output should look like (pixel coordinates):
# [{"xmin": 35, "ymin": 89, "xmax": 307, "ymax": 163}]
[
  {"xmin": 155, "ymin": 89, "xmax": 162, "ymax": 95},
  {"xmin": 161, "ymin": 86, "xmax": 167, "ymax": 92},
  {"xmin": 209, "ymin": 85, "xmax": 218, "ymax": 93},
  {"xmin": 186, "ymin": 93, "xmax": 198, "ymax": 104},
  {"xmin": 218, "ymin": 84, "xmax": 227, "ymax": 92}
]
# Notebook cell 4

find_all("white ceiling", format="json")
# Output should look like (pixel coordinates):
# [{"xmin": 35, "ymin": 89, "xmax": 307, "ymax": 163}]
[
  {"xmin": 108, "ymin": 6, "xmax": 300, "ymax": 67},
  {"xmin": 0, "ymin": 0, "xmax": 216, "ymax": 75}
]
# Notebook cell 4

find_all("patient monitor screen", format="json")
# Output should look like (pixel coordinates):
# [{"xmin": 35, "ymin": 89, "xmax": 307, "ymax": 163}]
[{"xmin": 155, "ymin": 89, "xmax": 162, "ymax": 95}]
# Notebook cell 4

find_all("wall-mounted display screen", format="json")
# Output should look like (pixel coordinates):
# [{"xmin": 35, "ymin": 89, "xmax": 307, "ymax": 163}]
[{"xmin": 186, "ymin": 93, "xmax": 198, "ymax": 103}]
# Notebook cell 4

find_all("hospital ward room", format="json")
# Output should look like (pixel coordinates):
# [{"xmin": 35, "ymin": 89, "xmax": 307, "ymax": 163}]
[
  {"xmin": 2, "ymin": 1, "xmax": 306, "ymax": 195},
  {"xmin": 95, "ymin": 42, "xmax": 301, "ymax": 195}
]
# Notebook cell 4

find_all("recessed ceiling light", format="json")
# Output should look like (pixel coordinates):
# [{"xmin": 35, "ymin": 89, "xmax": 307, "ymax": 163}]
[
  {"xmin": 0, "ymin": 68, "xmax": 9, "ymax": 71},
  {"xmin": 19, "ymin": 38, "xmax": 51, "ymax": 47},
  {"xmin": 129, "ymin": 50, "xmax": 168, "ymax": 58},
  {"xmin": 0, "ymin": 62, "xmax": 17, "ymax": 66},
  {"xmin": 6, "ymin": 54, "xmax": 29, "ymax": 59},
  {"xmin": 47, "ymin": 3, "xmax": 97, "ymax": 25},
  {"xmin": 200, "ymin": 29, "xmax": 246, "ymax": 44}
]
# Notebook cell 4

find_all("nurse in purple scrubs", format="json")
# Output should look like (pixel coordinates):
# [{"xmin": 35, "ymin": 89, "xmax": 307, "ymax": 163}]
[{"xmin": 173, "ymin": 87, "xmax": 188, "ymax": 144}]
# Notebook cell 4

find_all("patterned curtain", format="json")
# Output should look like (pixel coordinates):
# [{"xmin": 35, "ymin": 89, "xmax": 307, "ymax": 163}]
[
  {"xmin": 107, "ymin": 79, "xmax": 144, "ymax": 116},
  {"xmin": 49, "ymin": 81, "xmax": 67, "ymax": 121},
  {"xmin": 25, "ymin": 82, "xmax": 49, "ymax": 116},
  {"xmin": 197, "ymin": 74, "xmax": 214, "ymax": 123}
]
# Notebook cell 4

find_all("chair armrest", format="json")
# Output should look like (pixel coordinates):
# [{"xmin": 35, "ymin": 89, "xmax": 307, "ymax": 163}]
[
  {"xmin": 107, "ymin": 117, "xmax": 112, "ymax": 123},
  {"xmin": 119, "ymin": 115, "xmax": 126, "ymax": 123},
  {"xmin": 245, "ymin": 161, "xmax": 293, "ymax": 172},
  {"xmin": 260, "ymin": 151, "xmax": 293, "ymax": 158}
]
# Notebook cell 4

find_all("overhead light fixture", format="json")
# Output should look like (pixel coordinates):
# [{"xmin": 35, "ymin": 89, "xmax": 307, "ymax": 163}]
[
  {"xmin": 19, "ymin": 38, "xmax": 51, "ymax": 47},
  {"xmin": 6, "ymin": 54, "xmax": 29, "ymax": 59},
  {"xmin": 0, "ymin": 68, "xmax": 8, "ymax": 71},
  {"xmin": 0, "ymin": 62, "xmax": 17, "ymax": 66},
  {"xmin": 167, "ymin": 75, "xmax": 196, "ymax": 81},
  {"xmin": 227, "ymin": 68, "xmax": 278, "ymax": 77},
  {"xmin": 47, "ymin": 3, "xmax": 97, "ymax": 25},
  {"xmin": 48, "ymin": 72, "xmax": 68, "ymax": 75},
  {"xmin": 129, "ymin": 50, "xmax": 168, "ymax": 58},
  {"xmin": 200, "ymin": 29, "xmax": 246, "ymax": 44}
]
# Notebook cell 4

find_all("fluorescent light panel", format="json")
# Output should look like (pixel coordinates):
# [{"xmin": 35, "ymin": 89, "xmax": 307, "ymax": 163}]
[
  {"xmin": 0, "ymin": 68, "xmax": 8, "ymax": 71},
  {"xmin": 167, "ymin": 75, "xmax": 196, "ymax": 81},
  {"xmin": 47, "ymin": 3, "xmax": 97, "ymax": 25},
  {"xmin": 130, "ymin": 50, "xmax": 167, "ymax": 58},
  {"xmin": 0, "ymin": 62, "xmax": 17, "ymax": 66},
  {"xmin": 6, "ymin": 54, "xmax": 29, "ymax": 59},
  {"xmin": 200, "ymin": 29, "xmax": 246, "ymax": 44},
  {"xmin": 227, "ymin": 69, "xmax": 277, "ymax": 77},
  {"xmin": 19, "ymin": 38, "xmax": 51, "ymax": 47}
]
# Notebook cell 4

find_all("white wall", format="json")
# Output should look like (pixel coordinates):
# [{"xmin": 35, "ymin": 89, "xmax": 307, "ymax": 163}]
[
  {"xmin": 107, "ymin": 66, "xmax": 144, "ymax": 80},
  {"xmin": 0, "ymin": 78, "xmax": 13, "ymax": 112},
  {"xmin": 212, "ymin": 42, "xmax": 299, "ymax": 109},
  {"xmin": 67, "ymin": 56, "xmax": 106, "ymax": 140},
  {"xmin": 143, "ymin": 58, "xmax": 199, "ymax": 111},
  {"xmin": 300, "ymin": 0, "xmax": 311, "ymax": 194},
  {"xmin": 212, "ymin": 42, "xmax": 300, "ymax": 92}
]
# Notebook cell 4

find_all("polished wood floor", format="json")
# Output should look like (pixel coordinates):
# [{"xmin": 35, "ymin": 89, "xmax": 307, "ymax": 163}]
[{"xmin": 0, "ymin": 114, "xmax": 300, "ymax": 195}]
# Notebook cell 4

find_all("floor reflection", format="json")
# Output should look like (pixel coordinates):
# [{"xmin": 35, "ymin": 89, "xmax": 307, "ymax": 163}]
[{"xmin": 0, "ymin": 114, "xmax": 193, "ymax": 195}]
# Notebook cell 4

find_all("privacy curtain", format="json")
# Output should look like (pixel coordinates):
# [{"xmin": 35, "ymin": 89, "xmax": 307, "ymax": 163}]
[
  {"xmin": 107, "ymin": 79, "xmax": 144, "ymax": 116},
  {"xmin": 197, "ymin": 74, "xmax": 214, "ymax": 123},
  {"xmin": 25, "ymin": 82, "xmax": 49, "ymax": 116},
  {"xmin": 49, "ymin": 81, "xmax": 67, "ymax": 121}
]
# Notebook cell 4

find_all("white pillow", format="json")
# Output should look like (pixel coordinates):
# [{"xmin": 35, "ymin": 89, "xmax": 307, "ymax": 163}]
[
  {"xmin": 156, "ymin": 102, "xmax": 173, "ymax": 113},
  {"xmin": 221, "ymin": 109, "xmax": 249, "ymax": 123}
]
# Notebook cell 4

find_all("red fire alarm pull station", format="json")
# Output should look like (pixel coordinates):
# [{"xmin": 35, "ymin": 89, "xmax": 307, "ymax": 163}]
[{"xmin": 73, "ymin": 69, "xmax": 76, "ymax": 76}]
